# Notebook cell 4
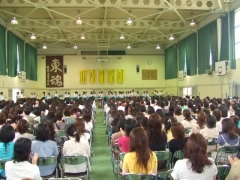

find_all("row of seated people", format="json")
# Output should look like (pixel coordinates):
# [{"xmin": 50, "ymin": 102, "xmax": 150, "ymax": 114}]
[
  {"xmin": 0, "ymin": 98, "xmax": 96, "ymax": 179},
  {"xmin": 105, "ymin": 95, "xmax": 240, "ymax": 179}
]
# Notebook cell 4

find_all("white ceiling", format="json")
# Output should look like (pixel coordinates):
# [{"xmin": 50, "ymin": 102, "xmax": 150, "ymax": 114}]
[{"xmin": 0, "ymin": 0, "xmax": 239, "ymax": 55}]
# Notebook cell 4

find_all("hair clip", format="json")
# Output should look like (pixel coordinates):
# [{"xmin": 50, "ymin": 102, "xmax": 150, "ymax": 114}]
[{"xmin": 73, "ymin": 131, "xmax": 77, "ymax": 135}]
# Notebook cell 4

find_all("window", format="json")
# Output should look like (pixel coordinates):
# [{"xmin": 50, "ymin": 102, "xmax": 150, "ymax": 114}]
[
  {"xmin": 235, "ymin": 8, "xmax": 240, "ymax": 59},
  {"xmin": 183, "ymin": 87, "xmax": 192, "ymax": 97}
]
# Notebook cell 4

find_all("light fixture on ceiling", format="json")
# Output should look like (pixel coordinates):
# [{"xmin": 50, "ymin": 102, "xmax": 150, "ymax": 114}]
[
  {"xmin": 76, "ymin": 17, "xmax": 82, "ymax": 25},
  {"xmin": 156, "ymin": 45, "xmax": 160, "ymax": 49},
  {"xmin": 127, "ymin": 44, "xmax": 131, "ymax": 49},
  {"xmin": 126, "ymin": 18, "xmax": 132, "ymax": 26},
  {"xmin": 81, "ymin": 34, "xmax": 85, "ymax": 39},
  {"xmin": 30, "ymin": 34, "xmax": 36, "ymax": 40},
  {"xmin": 169, "ymin": 34, "xmax": 174, "ymax": 41},
  {"xmin": 11, "ymin": 17, "xmax": 18, "ymax": 25},
  {"xmin": 120, "ymin": 34, "xmax": 125, "ymax": 39},
  {"xmin": 190, "ymin": 20, "xmax": 196, "ymax": 26},
  {"xmin": 42, "ymin": 44, "xmax": 47, "ymax": 49},
  {"xmin": 73, "ymin": 43, "xmax": 78, "ymax": 49},
  {"xmin": 76, "ymin": 10, "xmax": 82, "ymax": 24}
]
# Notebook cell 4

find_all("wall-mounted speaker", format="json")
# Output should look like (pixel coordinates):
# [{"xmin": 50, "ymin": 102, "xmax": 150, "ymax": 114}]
[
  {"xmin": 136, "ymin": 65, "xmax": 139, "ymax": 74},
  {"xmin": 64, "ymin": 65, "xmax": 67, "ymax": 74}
]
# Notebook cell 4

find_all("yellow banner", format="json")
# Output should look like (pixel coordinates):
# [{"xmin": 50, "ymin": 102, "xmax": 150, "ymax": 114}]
[
  {"xmin": 117, "ymin": 69, "xmax": 124, "ymax": 83},
  {"xmin": 80, "ymin": 70, "xmax": 87, "ymax": 83},
  {"xmin": 108, "ymin": 69, "xmax": 115, "ymax": 83},
  {"xmin": 89, "ymin": 70, "xmax": 96, "ymax": 83},
  {"xmin": 99, "ymin": 69, "xmax": 106, "ymax": 83}
]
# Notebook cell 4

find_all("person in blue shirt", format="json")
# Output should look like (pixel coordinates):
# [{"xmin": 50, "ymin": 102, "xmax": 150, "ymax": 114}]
[{"xmin": 0, "ymin": 124, "xmax": 15, "ymax": 178}]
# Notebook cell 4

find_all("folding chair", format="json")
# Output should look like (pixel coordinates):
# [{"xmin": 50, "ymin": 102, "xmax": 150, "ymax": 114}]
[
  {"xmin": 164, "ymin": 169, "xmax": 173, "ymax": 180},
  {"xmin": 215, "ymin": 146, "xmax": 240, "ymax": 165},
  {"xmin": 111, "ymin": 143, "xmax": 121, "ymax": 174},
  {"xmin": 60, "ymin": 155, "xmax": 90, "ymax": 180},
  {"xmin": 153, "ymin": 151, "xmax": 172, "ymax": 179},
  {"xmin": 37, "ymin": 156, "xmax": 58, "ymax": 179},
  {"xmin": 217, "ymin": 165, "xmax": 230, "ymax": 180},
  {"xmin": 117, "ymin": 152, "xmax": 126, "ymax": 180},
  {"xmin": 122, "ymin": 173, "xmax": 157, "ymax": 180},
  {"xmin": 172, "ymin": 150, "xmax": 184, "ymax": 167},
  {"xmin": 206, "ymin": 138, "xmax": 217, "ymax": 157}
]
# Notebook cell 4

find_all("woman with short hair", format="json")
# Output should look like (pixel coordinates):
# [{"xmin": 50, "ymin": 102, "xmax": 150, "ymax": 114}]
[
  {"xmin": 31, "ymin": 123, "xmax": 59, "ymax": 177},
  {"xmin": 122, "ymin": 127, "xmax": 157, "ymax": 175},
  {"xmin": 5, "ymin": 138, "xmax": 41, "ymax": 180},
  {"xmin": 171, "ymin": 133, "xmax": 217, "ymax": 179}
]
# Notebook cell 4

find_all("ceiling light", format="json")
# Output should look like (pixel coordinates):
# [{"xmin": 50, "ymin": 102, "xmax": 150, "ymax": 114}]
[
  {"xmin": 190, "ymin": 20, "xmax": 196, "ymax": 26},
  {"xmin": 11, "ymin": 17, "xmax": 18, "ymax": 25},
  {"xmin": 156, "ymin": 45, "xmax": 160, "ymax": 49},
  {"xmin": 30, "ymin": 34, "xmax": 36, "ymax": 40},
  {"xmin": 81, "ymin": 34, "xmax": 85, "ymax": 39},
  {"xmin": 127, "ymin": 44, "xmax": 131, "ymax": 49},
  {"xmin": 42, "ymin": 44, "xmax": 47, "ymax": 49},
  {"xmin": 126, "ymin": 18, "xmax": 132, "ymax": 25},
  {"xmin": 169, "ymin": 34, "xmax": 174, "ymax": 41},
  {"xmin": 120, "ymin": 34, "xmax": 125, "ymax": 39},
  {"xmin": 73, "ymin": 44, "xmax": 78, "ymax": 49},
  {"xmin": 76, "ymin": 17, "xmax": 82, "ymax": 25}
]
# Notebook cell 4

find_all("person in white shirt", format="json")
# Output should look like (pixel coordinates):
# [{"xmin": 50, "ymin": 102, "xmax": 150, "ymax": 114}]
[
  {"xmin": 171, "ymin": 133, "xmax": 217, "ymax": 180},
  {"xmin": 54, "ymin": 91, "xmax": 59, "ymax": 98},
  {"xmin": 64, "ymin": 92, "xmax": 69, "ymax": 98},
  {"xmin": 5, "ymin": 138, "xmax": 41, "ymax": 180},
  {"xmin": 181, "ymin": 109, "xmax": 196, "ymax": 131},
  {"xmin": 20, "ymin": 92, "xmax": 24, "ymax": 98},
  {"xmin": 47, "ymin": 93, "xmax": 51, "ymax": 99},
  {"xmin": 33, "ymin": 93, "xmax": 37, "ymax": 98},
  {"xmin": 0, "ymin": 92, "xmax": 4, "ymax": 101},
  {"xmin": 73, "ymin": 91, "xmax": 79, "ymax": 99}
]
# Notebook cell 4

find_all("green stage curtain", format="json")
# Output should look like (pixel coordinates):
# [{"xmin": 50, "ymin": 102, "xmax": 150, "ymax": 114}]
[
  {"xmin": 17, "ymin": 37, "xmax": 24, "ymax": 71},
  {"xmin": 210, "ymin": 21, "xmax": 218, "ymax": 70},
  {"xmin": 7, "ymin": 32, "xmax": 18, "ymax": 77},
  {"xmin": 0, "ymin": 25, "xmax": 7, "ymax": 75},
  {"xmin": 220, "ymin": 15, "xmax": 229, "ymax": 61},
  {"xmin": 25, "ymin": 44, "xmax": 37, "ymax": 81},
  {"xmin": 165, "ymin": 45, "xmax": 177, "ymax": 80},
  {"xmin": 178, "ymin": 39, "xmax": 186, "ymax": 71},
  {"xmin": 230, "ymin": 10, "xmax": 236, "ymax": 69},
  {"xmin": 185, "ymin": 33, "xmax": 197, "ymax": 76},
  {"xmin": 198, "ymin": 21, "xmax": 218, "ymax": 74}
]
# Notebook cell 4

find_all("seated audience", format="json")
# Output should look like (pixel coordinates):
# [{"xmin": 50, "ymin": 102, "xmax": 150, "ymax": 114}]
[
  {"xmin": 5, "ymin": 138, "xmax": 41, "ymax": 180},
  {"xmin": 0, "ymin": 125, "xmax": 15, "ymax": 178},
  {"xmin": 14, "ymin": 119, "xmax": 35, "ymax": 142},
  {"xmin": 191, "ymin": 111, "xmax": 206, "ymax": 134},
  {"xmin": 31, "ymin": 123, "xmax": 59, "ymax": 176},
  {"xmin": 171, "ymin": 133, "xmax": 217, "ymax": 179},
  {"xmin": 122, "ymin": 127, "xmax": 157, "ymax": 175}
]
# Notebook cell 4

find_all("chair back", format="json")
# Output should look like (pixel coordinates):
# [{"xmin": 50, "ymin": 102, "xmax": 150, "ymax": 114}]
[
  {"xmin": 172, "ymin": 150, "xmax": 184, "ymax": 167},
  {"xmin": 37, "ymin": 156, "xmax": 57, "ymax": 166},
  {"xmin": 122, "ymin": 173, "xmax": 157, "ymax": 180},
  {"xmin": 154, "ymin": 151, "xmax": 172, "ymax": 169},
  {"xmin": 207, "ymin": 138, "xmax": 217, "ymax": 145},
  {"xmin": 217, "ymin": 165, "xmax": 230, "ymax": 180},
  {"xmin": 62, "ymin": 155, "xmax": 88, "ymax": 165},
  {"xmin": 215, "ymin": 146, "xmax": 240, "ymax": 165},
  {"xmin": 57, "ymin": 130, "xmax": 67, "ymax": 137},
  {"xmin": 164, "ymin": 169, "xmax": 173, "ymax": 180}
]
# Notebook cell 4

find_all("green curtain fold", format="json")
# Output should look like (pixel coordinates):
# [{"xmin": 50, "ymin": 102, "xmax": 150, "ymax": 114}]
[
  {"xmin": 0, "ymin": 25, "xmax": 7, "ymax": 75},
  {"xmin": 230, "ymin": 10, "xmax": 236, "ymax": 69},
  {"xmin": 17, "ymin": 37, "xmax": 24, "ymax": 71},
  {"xmin": 7, "ymin": 32, "xmax": 18, "ymax": 77},
  {"xmin": 220, "ymin": 15, "xmax": 229, "ymax": 61},
  {"xmin": 25, "ymin": 44, "xmax": 37, "ymax": 81},
  {"xmin": 178, "ymin": 39, "xmax": 186, "ymax": 71},
  {"xmin": 185, "ymin": 33, "xmax": 197, "ymax": 76},
  {"xmin": 198, "ymin": 21, "xmax": 218, "ymax": 74},
  {"xmin": 165, "ymin": 45, "xmax": 178, "ymax": 80}
]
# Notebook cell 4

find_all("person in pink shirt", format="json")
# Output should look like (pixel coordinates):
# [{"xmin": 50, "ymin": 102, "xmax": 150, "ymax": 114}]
[{"xmin": 118, "ymin": 119, "xmax": 137, "ymax": 152}]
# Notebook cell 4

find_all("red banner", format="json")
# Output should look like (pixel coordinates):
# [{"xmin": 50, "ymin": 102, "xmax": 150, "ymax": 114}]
[{"xmin": 46, "ymin": 56, "xmax": 64, "ymax": 87}]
